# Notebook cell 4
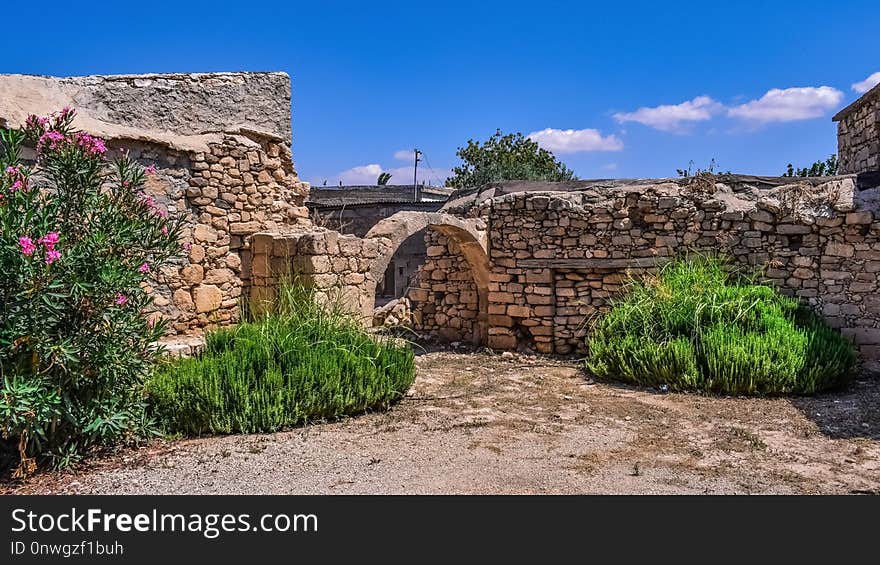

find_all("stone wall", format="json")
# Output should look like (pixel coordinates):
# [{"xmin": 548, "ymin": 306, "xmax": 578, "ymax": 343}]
[
  {"xmin": 0, "ymin": 72, "xmax": 312, "ymax": 335},
  {"xmin": 407, "ymin": 229, "xmax": 481, "ymax": 342},
  {"xmin": 306, "ymin": 200, "xmax": 450, "ymax": 302},
  {"xmin": 248, "ymin": 230, "xmax": 378, "ymax": 318},
  {"xmin": 408, "ymin": 177, "xmax": 880, "ymax": 359},
  {"xmin": 155, "ymin": 132, "xmax": 309, "ymax": 333},
  {"xmin": 242, "ymin": 175, "xmax": 880, "ymax": 360},
  {"xmin": 835, "ymin": 84, "xmax": 880, "ymax": 175}
]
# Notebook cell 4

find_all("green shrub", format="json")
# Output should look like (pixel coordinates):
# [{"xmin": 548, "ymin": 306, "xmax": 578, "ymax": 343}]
[
  {"xmin": 0, "ymin": 110, "xmax": 183, "ymax": 475},
  {"xmin": 146, "ymin": 284, "xmax": 416, "ymax": 435},
  {"xmin": 585, "ymin": 257, "xmax": 856, "ymax": 395}
]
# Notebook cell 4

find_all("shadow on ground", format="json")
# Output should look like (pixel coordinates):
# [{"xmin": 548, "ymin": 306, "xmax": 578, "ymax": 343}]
[{"xmin": 790, "ymin": 368, "xmax": 880, "ymax": 441}]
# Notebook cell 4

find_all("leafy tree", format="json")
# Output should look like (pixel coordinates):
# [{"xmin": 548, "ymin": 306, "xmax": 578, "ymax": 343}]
[
  {"xmin": 784, "ymin": 154, "xmax": 838, "ymax": 177},
  {"xmin": 376, "ymin": 171, "xmax": 392, "ymax": 186},
  {"xmin": 0, "ymin": 109, "xmax": 184, "ymax": 475},
  {"xmin": 446, "ymin": 129, "xmax": 576, "ymax": 188}
]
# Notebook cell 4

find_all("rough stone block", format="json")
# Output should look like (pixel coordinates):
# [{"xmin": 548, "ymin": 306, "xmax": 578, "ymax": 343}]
[
  {"xmin": 507, "ymin": 305, "xmax": 531, "ymax": 317},
  {"xmin": 181, "ymin": 264, "xmax": 205, "ymax": 285},
  {"xmin": 488, "ymin": 314, "xmax": 514, "ymax": 327},
  {"xmin": 488, "ymin": 334, "xmax": 517, "ymax": 350},
  {"xmin": 338, "ymin": 237, "xmax": 363, "ymax": 257},
  {"xmin": 825, "ymin": 242, "xmax": 855, "ymax": 257},
  {"xmin": 193, "ymin": 285, "xmax": 222, "ymax": 313},
  {"xmin": 193, "ymin": 224, "xmax": 218, "ymax": 243},
  {"xmin": 251, "ymin": 254, "xmax": 269, "ymax": 277},
  {"xmin": 846, "ymin": 211, "xmax": 873, "ymax": 224}
]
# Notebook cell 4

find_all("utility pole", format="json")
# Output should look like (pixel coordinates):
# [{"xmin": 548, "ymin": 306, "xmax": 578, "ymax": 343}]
[{"xmin": 413, "ymin": 148, "xmax": 422, "ymax": 202}]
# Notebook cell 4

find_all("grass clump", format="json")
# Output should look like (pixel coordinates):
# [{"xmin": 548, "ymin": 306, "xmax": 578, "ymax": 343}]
[
  {"xmin": 586, "ymin": 257, "xmax": 856, "ymax": 395},
  {"xmin": 147, "ymin": 283, "xmax": 416, "ymax": 435}
]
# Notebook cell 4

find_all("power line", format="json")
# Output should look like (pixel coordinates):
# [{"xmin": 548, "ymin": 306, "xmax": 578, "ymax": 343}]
[{"xmin": 419, "ymin": 152, "xmax": 445, "ymax": 186}]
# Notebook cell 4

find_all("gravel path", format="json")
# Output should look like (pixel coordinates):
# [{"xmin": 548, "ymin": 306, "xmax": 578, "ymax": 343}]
[{"xmin": 7, "ymin": 351, "xmax": 880, "ymax": 494}]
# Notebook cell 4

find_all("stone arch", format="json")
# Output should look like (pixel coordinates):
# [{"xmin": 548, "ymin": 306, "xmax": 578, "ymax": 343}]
[{"xmin": 364, "ymin": 212, "xmax": 490, "ymax": 344}]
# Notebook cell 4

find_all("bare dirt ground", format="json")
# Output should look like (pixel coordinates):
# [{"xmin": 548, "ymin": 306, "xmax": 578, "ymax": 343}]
[{"xmin": 5, "ymin": 351, "xmax": 880, "ymax": 495}]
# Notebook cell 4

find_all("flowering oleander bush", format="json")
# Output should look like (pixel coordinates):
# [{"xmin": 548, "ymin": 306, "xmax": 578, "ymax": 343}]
[{"xmin": 0, "ymin": 109, "xmax": 184, "ymax": 475}]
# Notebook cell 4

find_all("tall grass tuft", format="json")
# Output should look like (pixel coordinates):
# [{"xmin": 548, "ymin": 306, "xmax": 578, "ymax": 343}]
[
  {"xmin": 146, "ymin": 282, "xmax": 416, "ymax": 435},
  {"xmin": 586, "ymin": 257, "xmax": 856, "ymax": 395}
]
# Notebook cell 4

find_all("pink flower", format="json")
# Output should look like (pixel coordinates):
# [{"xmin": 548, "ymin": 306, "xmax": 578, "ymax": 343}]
[
  {"xmin": 25, "ymin": 114, "xmax": 49, "ymax": 131},
  {"xmin": 5, "ymin": 166, "xmax": 26, "ymax": 192},
  {"xmin": 144, "ymin": 165, "xmax": 157, "ymax": 175},
  {"xmin": 183, "ymin": 242, "xmax": 192, "ymax": 251},
  {"xmin": 37, "ymin": 130, "xmax": 66, "ymax": 154},
  {"xmin": 73, "ymin": 132, "xmax": 107, "ymax": 156},
  {"xmin": 147, "ymin": 317, "xmax": 156, "ymax": 329},
  {"xmin": 138, "ymin": 263, "xmax": 150, "ymax": 273},
  {"xmin": 115, "ymin": 294, "xmax": 128, "ymax": 306},
  {"xmin": 18, "ymin": 236, "xmax": 36, "ymax": 256},
  {"xmin": 140, "ymin": 194, "xmax": 168, "ymax": 217},
  {"xmin": 45, "ymin": 249, "xmax": 61, "ymax": 265},
  {"xmin": 161, "ymin": 226, "xmax": 169, "ymax": 235},
  {"xmin": 38, "ymin": 232, "xmax": 60, "ymax": 249}
]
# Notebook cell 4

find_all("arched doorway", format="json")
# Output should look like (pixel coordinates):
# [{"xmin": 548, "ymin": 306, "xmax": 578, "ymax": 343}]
[
  {"xmin": 365, "ymin": 212, "xmax": 490, "ymax": 345},
  {"xmin": 375, "ymin": 227, "xmax": 428, "ymax": 307}
]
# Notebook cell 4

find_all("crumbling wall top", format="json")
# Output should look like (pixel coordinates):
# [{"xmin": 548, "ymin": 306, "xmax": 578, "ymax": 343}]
[
  {"xmin": 441, "ymin": 175, "xmax": 876, "ymax": 220},
  {"xmin": 0, "ymin": 72, "xmax": 292, "ymax": 152}
]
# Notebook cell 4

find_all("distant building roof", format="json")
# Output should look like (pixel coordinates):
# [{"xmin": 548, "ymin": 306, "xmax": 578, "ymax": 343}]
[
  {"xmin": 833, "ymin": 82, "xmax": 880, "ymax": 122},
  {"xmin": 306, "ymin": 185, "xmax": 454, "ymax": 208}
]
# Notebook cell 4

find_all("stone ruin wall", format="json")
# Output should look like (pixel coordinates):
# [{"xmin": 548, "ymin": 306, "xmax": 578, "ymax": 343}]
[
  {"xmin": 835, "ymin": 85, "xmax": 880, "ymax": 175},
  {"xmin": 407, "ymin": 229, "xmax": 481, "ymax": 342},
  {"xmin": 408, "ymin": 178, "xmax": 880, "ymax": 359},
  {"xmin": 248, "ymin": 230, "xmax": 378, "ymax": 318},
  {"xmin": 248, "ymin": 175, "xmax": 880, "ymax": 360},
  {"xmin": 151, "ymin": 132, "xmax": 308, "ymax": 333},
  {"xmin": 0, "ymin": 72, "xmax": 312, "ymax": 337}
]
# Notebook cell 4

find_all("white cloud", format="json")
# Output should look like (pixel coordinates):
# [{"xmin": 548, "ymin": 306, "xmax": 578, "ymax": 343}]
[
  {"xmin": 853, "ymin": 72, "xmax": 880, "ymax": 94},
  {"xmin": 321, "ymin": 163, "xmax": 451, "ymax": 186},
  {"xmin": 602, "ymin": 163, "xmax": 618, "ymax": 171},
  {"xmin": 334, "ymin": 163, "xmax": 383, "ymax": 185},
  {"xmin": 727, "ymin": 86, "xmax": 843, "ymax": 123},
  {"xmin": 393, "ymin": 149, "xmax": 416, "ymax": 162},
  {"xmin": 527, "ymin": 128, "xmax": 623, "ymax": 153},
  {"xmin": 612, "ymin": 96, "xmax": 721, "ymax": 132}
]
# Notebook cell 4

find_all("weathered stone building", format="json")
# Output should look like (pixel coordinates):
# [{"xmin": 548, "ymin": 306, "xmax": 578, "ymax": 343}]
[
  {"xmin": 834, "ymin": 82, "xmax": 880, "ymax": 176},
  {"xmin": 0, "ymin": 72, "xmax": 311, "ymax": 335}
]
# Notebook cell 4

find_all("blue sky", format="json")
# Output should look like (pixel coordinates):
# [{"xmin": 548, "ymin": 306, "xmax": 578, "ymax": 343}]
[{"xmin": 3, "ymin": 1, "xmax": 878, "ymax": 185}]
